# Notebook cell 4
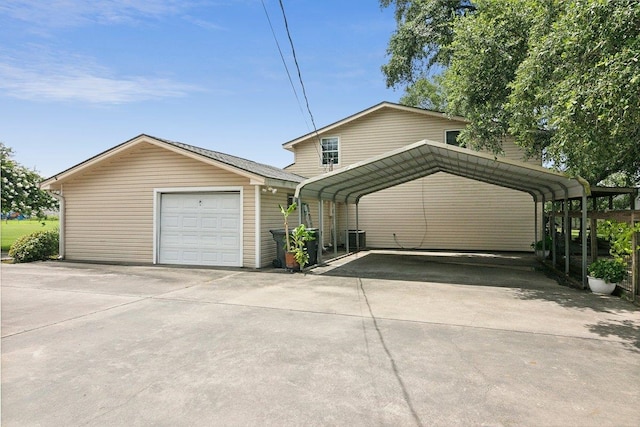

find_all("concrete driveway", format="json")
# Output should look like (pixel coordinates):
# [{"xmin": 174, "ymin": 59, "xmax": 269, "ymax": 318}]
[{"xmin": 2, "ymin": 251, "xmax": 639, "ymax": 426}]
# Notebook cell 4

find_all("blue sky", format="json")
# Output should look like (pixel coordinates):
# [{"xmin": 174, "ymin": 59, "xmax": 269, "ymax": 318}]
[{"xmin": 0, "ymin": 0, "xmax": 401, "ymax": 178}]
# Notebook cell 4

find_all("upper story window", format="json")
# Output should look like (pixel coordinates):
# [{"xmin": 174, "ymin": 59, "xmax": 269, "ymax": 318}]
[
  {"xmin": 445, "ymin": 130, "xmax": 462, "ymax": 146},
  {"xmin": 321, "ymin": 137, "xmax": 339, "ymax": 166}
]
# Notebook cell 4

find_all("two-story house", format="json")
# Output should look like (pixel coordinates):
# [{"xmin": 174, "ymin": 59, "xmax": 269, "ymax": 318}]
[
  {"xmin": 43, "ymin": 102, "xmax": 587, "ymax": 269},
  {"xmin": 283, "ymin": 102, "xmax": 537, "ymax": 253}
]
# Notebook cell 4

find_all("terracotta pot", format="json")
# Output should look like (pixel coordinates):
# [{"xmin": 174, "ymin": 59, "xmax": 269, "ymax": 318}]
[{"xmin": 285, "ymin": 252, "xmax": 299, "ymax": 270}]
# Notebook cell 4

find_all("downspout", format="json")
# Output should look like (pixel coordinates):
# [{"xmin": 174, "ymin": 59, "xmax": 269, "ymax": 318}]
[{"xmin": 49, "ymin": 189, "xmax": 65, "ymax": 259}]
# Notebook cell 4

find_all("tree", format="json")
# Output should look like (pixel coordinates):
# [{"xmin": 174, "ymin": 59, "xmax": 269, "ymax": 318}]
[
  {"xmin": 399, "ymin": 74, "xmax": 447, "ymax": 111},
  {"xmin": 382, "ymin": 0, "xmax": 640, "ymax": 184},
  {"xmin": 1, "ymin": 143, "xmax": 58, "ymax": 218},
  {"xmin": 380, "ymin": 0, "xmax": 476, "ymax": 88},
  {"xmin": 444, "ymin": 0, "xmax": 536, "ymax": 154},
  {"xmin": 507, "ymin": 0, "xmax": 640, "ymax": 184}
]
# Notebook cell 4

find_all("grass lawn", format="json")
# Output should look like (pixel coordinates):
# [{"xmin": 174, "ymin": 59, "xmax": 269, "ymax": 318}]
[{"xmin": 1, "ymin": 219, "xmax": 59, "ymax": 252}]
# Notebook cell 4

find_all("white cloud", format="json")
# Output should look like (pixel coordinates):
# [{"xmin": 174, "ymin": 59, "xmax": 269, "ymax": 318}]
[
  {"xmin": 0, "ymin": 0, "xmax": 199, "ymax": 28},
  {"xmin": 0, "ymin": 56, "xmax": 200, "ymax": 104}
]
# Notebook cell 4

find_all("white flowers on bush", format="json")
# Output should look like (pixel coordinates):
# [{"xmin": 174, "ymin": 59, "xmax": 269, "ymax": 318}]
[{"xmin": 1, "ymin": 142, "xmax": 58, "ymax": 218}]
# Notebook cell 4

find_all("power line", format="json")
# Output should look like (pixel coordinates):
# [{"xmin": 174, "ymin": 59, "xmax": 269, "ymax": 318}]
[
  {"xmin": 276, "ymin": 0, "xmax": 324, "ymax": 166},
  {"xmin": 260, "ymin": 0, "xmax": 310, "ymax": 132}
]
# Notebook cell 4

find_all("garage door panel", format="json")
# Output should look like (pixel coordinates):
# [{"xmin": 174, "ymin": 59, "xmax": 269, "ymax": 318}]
[
  {"xmin": 201, "ymin": 217, "xmax": 219, "ymax": 230},
  {"xmin": 220, "ymin": 217, "xmax": 239, "ymax": 231},
  {"xmin": 181, "ymin": 217, "xmax": 198, "ymax": 228},
  {"xmin": 159, "ymin": 192, "xmax": 241, "ymax": 267}
]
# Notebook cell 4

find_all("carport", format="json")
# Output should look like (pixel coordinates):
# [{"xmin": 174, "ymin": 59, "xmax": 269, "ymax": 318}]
[{"xmin": 294, "ymin": 139, "xmax": 591, "ymax": 285}]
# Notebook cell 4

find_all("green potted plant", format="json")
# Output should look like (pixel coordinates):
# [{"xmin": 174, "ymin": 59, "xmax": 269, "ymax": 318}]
[
  {"xmin": 278, "ymin": 203, "xmax": 316, "ymax": 271},
  {"xmin": 531, "ymin": 235, "xmax": 552, "ymax": 258},
  {"xmin": 279, "ymin": 202, "xmax": 298, "ymax": 269},
  {"xmin": 587, "ymin": 258, "xmax": 627, "ymax": 295},
  {"xmin": 289, "ymin": 223, "xmax": 315, "ymax": 269}
]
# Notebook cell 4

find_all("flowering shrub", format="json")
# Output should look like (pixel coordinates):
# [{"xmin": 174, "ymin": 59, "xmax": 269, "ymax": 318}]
[
  {"xmin": 1, "ymin": 143, "xmax": 58, "ymax": 218},
  {"xmin": 9, "ymin": 230, "xmax": 59, "ymax": 263}
]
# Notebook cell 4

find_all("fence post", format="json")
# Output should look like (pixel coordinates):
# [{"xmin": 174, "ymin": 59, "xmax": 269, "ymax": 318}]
[{"xmin": 634, "ymin": 228, "xmax": 638, "ymax": 302}]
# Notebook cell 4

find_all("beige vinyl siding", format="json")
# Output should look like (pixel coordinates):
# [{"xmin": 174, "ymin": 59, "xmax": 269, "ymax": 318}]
[
  {"xmin": 58, "ymin": 142, "xmax": 256, "ymax": 266},
  {"xmin": 290, "ymin": 106, "xmax": 539, "ymax": 252},
  {"xmin": 356, "ymin": 174, "xmax": 533, "ymax": 251},
  {"xmin": 286, "ymin": 107, "xmax": 539, "ymax": 177},
  {"xmin": 259, "ymin": 188, "xmax": 297, "ymax": 268}
]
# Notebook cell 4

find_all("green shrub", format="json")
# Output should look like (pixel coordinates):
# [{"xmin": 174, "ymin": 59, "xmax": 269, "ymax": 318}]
[
  {"xmin": 8, "ymin": 230, "xmax": 59, "ymax": 263},
  {"xmin": 588, "ymin": 258, "xmax": 628, "ymax": 284}
]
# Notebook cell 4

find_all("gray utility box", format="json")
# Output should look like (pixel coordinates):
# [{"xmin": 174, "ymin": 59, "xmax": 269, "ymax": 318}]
[
  {"xmin": 347, "ymin": 230, "xmax": 366, "ymax": 250},
  {"xmin": 269, "ymin": 228, "xmax": 319, "ymax": 268}
]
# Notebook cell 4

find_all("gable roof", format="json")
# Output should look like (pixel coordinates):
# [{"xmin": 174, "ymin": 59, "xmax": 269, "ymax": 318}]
[
  {"xmin": 41, "ymin": 134, "xmax": 305, "ymax": 189},
  {"xmin": 295, "ymin": 139, "xmax": 590, "ymax": 203},
  {"xmin": 282, "ymin": 101, "xmax": 469, "ymax": 150}
]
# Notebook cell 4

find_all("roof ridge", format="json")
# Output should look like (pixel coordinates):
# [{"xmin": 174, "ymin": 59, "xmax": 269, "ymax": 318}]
[{"xmin": 145, "ymin": 135, "xmax": 306, "ymax": 182}]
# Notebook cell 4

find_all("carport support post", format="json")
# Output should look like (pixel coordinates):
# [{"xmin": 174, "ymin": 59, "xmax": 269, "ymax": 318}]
[
  {"xmin": 333, "ymin": 202, "xmax": 337, "ymax": 257},
  {"xmin": 356, "ymin": 202, "xmax": 360, "ymax": 252},
  {"xmin": 581, "ymin": 193, "xmax": 588, "ymax": 288},
  {"xmin": 552, "ymin": 199, "xmax": 557, "ymax": 267},
  {"xmin": 534, "ymin": 197, "xmax": 539, "ymax": 254},
  {"xmin": 345, "ymin": 202, "xmax": 349, "ymax": 253},
  {"xmin": 541, "ymin": 195, "xmax": 546, "ymax": 254},
  {"xmin": 318, "ymin": 199, "xmax": 323, "ymax": 265},
  {"xmin": 564, "ymin": 194, "xmax": 570, "ymax": 275}
]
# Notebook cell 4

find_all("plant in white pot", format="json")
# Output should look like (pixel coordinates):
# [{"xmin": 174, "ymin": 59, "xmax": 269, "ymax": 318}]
[
  {"xmin": 587, "ymin": 258, "xmax": 627, "ymax": 295},
  {"xmin": 531, "ymin": 236, "xmax": 552, "ymax": 258}
]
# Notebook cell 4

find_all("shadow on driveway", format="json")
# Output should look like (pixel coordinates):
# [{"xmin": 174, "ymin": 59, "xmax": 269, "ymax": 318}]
[{"xmin": 322, "ymin": 251, "xmax": 552, "ymax": 288}]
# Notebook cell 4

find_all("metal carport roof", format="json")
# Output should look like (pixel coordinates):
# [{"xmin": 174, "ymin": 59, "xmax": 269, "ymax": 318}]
[
  {"xmin": 294, "ymin": 139, "xmax": 591, "ymax": 286},
  {"xmin": 294, "ymin": 139, "xmax": 590, "ymax": 203}
]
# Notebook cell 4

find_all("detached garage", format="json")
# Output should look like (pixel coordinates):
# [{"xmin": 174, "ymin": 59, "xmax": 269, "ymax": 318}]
[{"xmin": 41, "ymin": 134, "xmax": 304, "ymax": 268}]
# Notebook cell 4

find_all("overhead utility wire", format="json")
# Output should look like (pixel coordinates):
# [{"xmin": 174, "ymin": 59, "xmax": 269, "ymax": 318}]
[
  {"xmin": 277, "ymin": 0, "xmax": 324, "ymax": 166},
  {"xmin": 260, "ymin": 0, "xmax": 310, "ymax": 132}
]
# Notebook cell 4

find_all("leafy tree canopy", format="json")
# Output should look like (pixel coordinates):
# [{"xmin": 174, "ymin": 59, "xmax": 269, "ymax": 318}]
[
  {"xmin": 1, "ymin": 143, "xmax": 58, "ymax": 218},
  {"xmin": 381, "ymin": 0, "xmax": 476, "ymax": 88},
  {"xmin": 382, "ymin": 0, "xmax": 640, "ymax": 185}
]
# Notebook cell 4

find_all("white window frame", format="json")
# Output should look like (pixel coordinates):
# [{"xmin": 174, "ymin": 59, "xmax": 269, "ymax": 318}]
[
  {"xmin": 444, "ymin": 129, "xmax": 463, "ymax": 146},
  {"xmin": 320, "ymin": 136, "xmax": 340, "ymax": 167}
]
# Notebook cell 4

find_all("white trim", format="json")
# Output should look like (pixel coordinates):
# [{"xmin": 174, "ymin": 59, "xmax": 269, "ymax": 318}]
[
  {"xmin": 153, "ymin": 186, "xmax": 244, "ymax": 267},
  {"xmin": 320, "ymin": 136, "xmax": 340, "ymax": 168},
  {"xmin": 254, "ymin": 185, "xmax": 261, "ymax": 269},
  {"xmin": 444, "ymin": 129, "xmax": 463, "ymax": 146}
]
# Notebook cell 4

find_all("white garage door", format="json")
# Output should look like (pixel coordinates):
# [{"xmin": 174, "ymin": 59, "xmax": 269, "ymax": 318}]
[{"xmin": 159, "ymin": 192, "xmax": 241, "ymax": 266}]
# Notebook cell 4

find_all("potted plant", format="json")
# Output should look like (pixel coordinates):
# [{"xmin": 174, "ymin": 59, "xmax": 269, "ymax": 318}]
[
  {"xmin": 587, "ymin": 258, "xmax": 627, "ymax": 295},
  {"xmin": 279, "ymin": 202, "xmax": 298, "ymax": 269},
  {"xmin": 289, "ymin": 224, "xmax": 315, "ymax": 270},
  {"xmin": 531, "ymin": 236, "xmax": 552, "ymax": 258}
]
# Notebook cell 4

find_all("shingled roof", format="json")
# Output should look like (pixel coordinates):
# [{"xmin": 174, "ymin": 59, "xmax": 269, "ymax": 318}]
[{"xmin": 153, "ymin": 136, "xmax": 306, "ymax": 183}]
